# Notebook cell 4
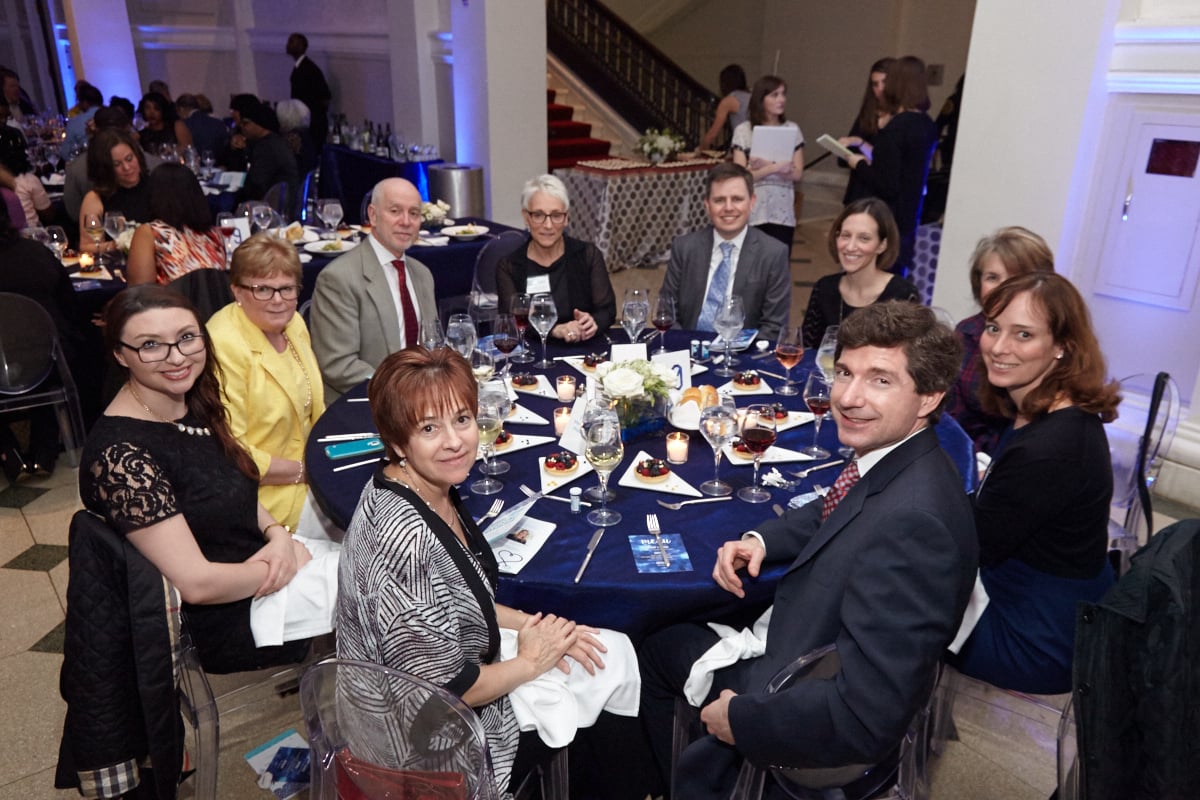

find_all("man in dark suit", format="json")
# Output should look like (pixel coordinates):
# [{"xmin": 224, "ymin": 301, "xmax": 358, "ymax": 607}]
[
  {"xmin": 638, "ymin": 301, "xmax": 979, "ymax": 797},
  {"xmin": 238, "ymin": 101, "xmax": 299, "ymax": 212},
  {"xmin": 310, "ymin": 178, "xmax": 437, "ymax": 400},
  {"xmin": 660, "ymin": 162, "xmax": 791, "ymax": 341},
  {"xmin": 287, "ymin": 33, "xmax": 331, "ymax": 149},
  {"xmin": 176, "ymin": 93, "xmax": 229, "ymax": 159}
]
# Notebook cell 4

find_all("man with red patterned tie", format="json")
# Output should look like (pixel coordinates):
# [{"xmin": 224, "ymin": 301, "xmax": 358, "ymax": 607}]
[
  {"xmin": 310, "ymin": 178, "xmax": 436, "ymax": 399},
  {"xmin": 637, "ymin": 301, "xmax": 978, "ymax": 798}
]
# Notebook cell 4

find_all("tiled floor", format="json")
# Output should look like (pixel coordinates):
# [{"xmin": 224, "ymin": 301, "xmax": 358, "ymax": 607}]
[{"xmin": 3, "ymin": 180, "xmax": 1192, "ymax": 799}]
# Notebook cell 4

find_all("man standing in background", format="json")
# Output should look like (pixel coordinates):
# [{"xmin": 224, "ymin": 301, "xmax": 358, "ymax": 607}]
[{"xmin": 287, "ymin": 33, "xmax": 331, "ymax": 150}]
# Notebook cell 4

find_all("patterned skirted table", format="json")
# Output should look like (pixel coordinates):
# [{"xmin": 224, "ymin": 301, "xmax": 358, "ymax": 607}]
[{"xmin": 555, "ymin": 159, "xmax": 721, "ymax": 272}]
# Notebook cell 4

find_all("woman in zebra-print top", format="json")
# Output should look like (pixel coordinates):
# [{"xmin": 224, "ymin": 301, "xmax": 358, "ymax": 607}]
[{"xmin": 336, "ymin": 347, "xmax": 607, "ymax": 795}]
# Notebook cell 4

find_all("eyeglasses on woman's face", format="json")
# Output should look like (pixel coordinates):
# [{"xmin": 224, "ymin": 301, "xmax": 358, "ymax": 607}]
[
  {"xmin": 239, "ymin": 283, "xmax": 301, "ymax": 301},
  {"xmin": 119, "ymin": 332, "xmax": 207, "ymax": 363},
  {"xmin": 525, "ymin": 210, "xmax": 567, "ymax": 226}
]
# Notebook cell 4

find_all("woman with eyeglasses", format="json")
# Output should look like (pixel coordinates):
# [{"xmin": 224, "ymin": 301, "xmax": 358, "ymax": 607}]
[
  {"xmin": 496, "ymin": 174, "xmax": 615, "ymax": 343},
  {"xmin": 80, "ymin": 284, "xmax": 312, "ymax": 673},
  {"xmin": 126, "ymin": 162, "xmax": 226, "ymax": 285},
  {"xmin": 207, "ymin": 234, "xmax": 324, "ymax": 534}
]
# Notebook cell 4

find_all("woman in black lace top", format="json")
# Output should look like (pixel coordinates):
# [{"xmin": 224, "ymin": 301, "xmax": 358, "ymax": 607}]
[{"xmin": 79, "ymin": 285, "xmax": 311, "ymax": 672}]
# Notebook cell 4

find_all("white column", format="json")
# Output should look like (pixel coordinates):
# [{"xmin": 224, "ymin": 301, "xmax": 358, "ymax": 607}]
[
  {"xmin": 450, "ymin": 0, "xmax": 547, "ymax": 225},
  {"xmin": 931, "ymin": 0, "xmax": 1122, "ymax": 320},
  {"xmin": 62, "ymin": 0, "xmax": 142, "ymax": 102},
  {"xmin": 386, "ymin": 0, "xmax": 447, "ymax": 148}
]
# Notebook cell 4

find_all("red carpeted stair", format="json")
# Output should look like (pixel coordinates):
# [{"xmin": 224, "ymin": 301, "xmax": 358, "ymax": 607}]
[{"xmin": 547, "ymin": 89, "xmax": 610, "ymax": 170}]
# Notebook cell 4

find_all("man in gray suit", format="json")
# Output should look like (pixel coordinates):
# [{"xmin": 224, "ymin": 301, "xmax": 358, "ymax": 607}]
[
  {"xmin": 311, "ymin": 177, "xmax": 437, "ymax": 399},
  {"xmin": 660, "ymin": 162, "xmax": 791, "ymax": 341}
]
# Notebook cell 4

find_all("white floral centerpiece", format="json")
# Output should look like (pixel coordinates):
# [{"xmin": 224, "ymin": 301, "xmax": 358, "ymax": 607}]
[
  {"xmin": 596, "ymin": 359, "xmax": 674, "ymax": 442},
  {"xmin": 635, "ymin": 128, "xmax": 687, "ymax": 164},
  {"xmin": 420, "ymin": 199, "xmax": 452, "ymax": 228}
]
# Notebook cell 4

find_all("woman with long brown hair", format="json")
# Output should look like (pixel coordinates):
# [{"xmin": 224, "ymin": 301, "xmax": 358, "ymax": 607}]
[
  {"xmin": 840, "ymin": 56, "xmax": 895, "ymax": 204},
  {"xmin": 731, "ymin": 74, "xmax": 805, "ymax": 247},
  {"xmin": 80, "ymin": 285, "xmax": 312, "ymax": 673},
  {"xmin": 950, "ymin": 272, "xmax": 1119, "ymax": 693}
]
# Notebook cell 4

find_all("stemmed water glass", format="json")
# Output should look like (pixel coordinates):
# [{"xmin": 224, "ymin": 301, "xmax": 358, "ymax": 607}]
[
  {"xmin": 491, "ymin": 314, "xmax": 520, "ymax": 375},
  {"xmin": 445, "ymin": 314, "xmax": 477, "ymax": 358},
  {"xmin": 509, "ymin": 293, "xmax": 534, "ymax": 364},
  {"xmin": 319, "ymin": 199, "xmax": 344, "ymax": 237},
  {"xmin": 44, "ymin": 226, "xmax": 68, "ymax": 261},
  {"xmin": 581, "ymin": 393, "xmax": 616, "ymax": 503},
  {"xmin": 737, "ymin": 403, "xmax": 777, "ymax": 504},
  {"xmin": 621, "ymin": 288, "xmax": 650, "ymax": 344},
  {"xmin": 774, "ymin": 326, "xmax": 804, "ymax": 396},
  {"xmin": 713, "ymin": 296, "xmax": 745, "ymax": 377},
  {"xmin": 529, "ymin": 293, "xmax": 558, "ymax": 368},
  {"xmin": 103, "ymin": 212, "xmax": 127, "ymax": 249},
  {"xmin": 585, "ymin": 410, "xmax": 624, "ymax": 527},
  {"xmin": 419, "ymin": 318, "xmax": 444, "ymax": 350},
  {"xmin": 817, "ymin": 325, "xmax": 839, "ymax": 382},
  {"xmin": 651, "ymin": 295, "xmax": 675, "ymax": 354},
  {"xmin": 802, "ymin": 370, "xmax": 833, "ymax": 459},
  {"xmin": 471, "ymin": 397, "xmax": 504, "ymax": 495},
  {"xmin": 478, "ymin": 379, "xmax": 512, "ymax": 476},
  {"xmin": 251, "ymin": 203, "xmax": 274, "ymax": 233},
  {"xmin": 699, "ymin": 403, "xmax": 737, "ymax": 496}
]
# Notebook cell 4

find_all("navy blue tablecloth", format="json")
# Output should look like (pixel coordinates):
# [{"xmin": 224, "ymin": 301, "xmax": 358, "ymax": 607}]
[
  {"xmin": 318, "ymin": 146, "xmax": 442, "ymax": 224},
  {"xmin": 304, "ymin": 332, "xmax": 910, "ymax": 640}
]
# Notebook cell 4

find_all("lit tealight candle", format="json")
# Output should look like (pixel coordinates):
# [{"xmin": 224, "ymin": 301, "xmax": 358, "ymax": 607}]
[
  {"xmin": 556, "ymin": 375, "xmax": 577, "ymax": 402},
  {"xmin": 78, "ymin": 253, "xmax": 94, "ymax": 269},
  {"xmin": 554, "ymin": 407, "xmax": 572, "ymax": 436},
  {"xmin": 666, "ymin": 432, "xmax": 689, "ymax": 464}
]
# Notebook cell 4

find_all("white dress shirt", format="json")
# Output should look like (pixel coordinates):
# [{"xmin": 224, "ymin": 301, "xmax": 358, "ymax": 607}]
[{"xmin": 367, "ymin": 234, "xmax": 422, "ymax": 348}]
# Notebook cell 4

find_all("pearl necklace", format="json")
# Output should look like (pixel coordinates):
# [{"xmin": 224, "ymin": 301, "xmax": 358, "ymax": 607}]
[
  {"xmin": 282, "ymin": 332, "xmax": 312, "ymax": 414},
  {"xmin": 126, "ymin": 382, "xmax": 212, "ymax": 436}
]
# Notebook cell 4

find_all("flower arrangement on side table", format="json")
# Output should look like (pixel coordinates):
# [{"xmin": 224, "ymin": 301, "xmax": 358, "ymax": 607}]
[
  {"xmin": 420, "ymin": 199, "xmax": 452, "ymax": 229},
  {"xmin": 596, "ymin": 359, "xmax": 674, "ymax": 442},
  {"xmin": 635, "ymin": 128, "xmax": 687, "ymax": 164}
]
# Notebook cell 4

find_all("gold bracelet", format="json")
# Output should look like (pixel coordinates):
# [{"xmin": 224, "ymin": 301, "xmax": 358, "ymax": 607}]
[
  {"xmin": 295, "ymin": 461, "xmax": 305, "ymax": 485},
  {"xmin": 262, "ymin": 522, "xmax": 290, "ymax": 538}
]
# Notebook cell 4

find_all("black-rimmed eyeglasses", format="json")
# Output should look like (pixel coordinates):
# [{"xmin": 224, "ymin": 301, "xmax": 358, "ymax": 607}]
[
  {"xmin": 238, "ymin": 284, "xmax": 301, "ymax": 301},
  {"xmin": 119, "ymin": 333, "xmax": 207, "ymax": 363},
  {"xmin": 526, "ymin": 210, "xmax": 567, "ymax": 225}
]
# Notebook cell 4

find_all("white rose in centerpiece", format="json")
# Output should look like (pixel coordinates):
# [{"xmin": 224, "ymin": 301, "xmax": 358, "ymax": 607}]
[
  {"xmin": 595, "ymin": 361, "xmax": 615, "ymax": 379},
  {"xmin": 603, "ymin": 366, "xmax": 645, "ymax": 399},
  {"xmin": 651, "ymin": 362, "xmax": 675, "ymax": 384}
]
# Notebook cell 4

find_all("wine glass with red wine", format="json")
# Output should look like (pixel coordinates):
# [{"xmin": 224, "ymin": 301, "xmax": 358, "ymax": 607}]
[
  {"xmin": 492, "ymin": 314, "xmax": 519, "ymax": 375},
  {"xmin": 774, "ymin": 326, "xmax": 803, "ymax": 396},
  {"xmin": 510, "ymin": 293, "xmax": 534, "ymax": 363},
  {"xmin": 802, "ymin": 370, "xmax": 833, "ymax": 459},
  {"xmin": 651, "ymin": 295, "xmax": 676, "ymax": 354},
  {"xmin": 736, "ymin": 403, "xmax": 776, "ymax": 504}
]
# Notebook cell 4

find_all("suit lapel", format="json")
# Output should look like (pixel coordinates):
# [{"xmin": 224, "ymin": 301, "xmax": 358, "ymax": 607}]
[
  {"xmin": 235, "ymin": 310, "xmax": 308, "ymax": 422},
  {"xmin": 684, "ymin": 230, "xmax": 712, "ymax": 325},
  {"xmin": 359, "ymin": 244, "xmax": 402, "ymax": 350},
  {"xmin": 731, "ymin": 229, "xmax": 757, "ymax": 299}
]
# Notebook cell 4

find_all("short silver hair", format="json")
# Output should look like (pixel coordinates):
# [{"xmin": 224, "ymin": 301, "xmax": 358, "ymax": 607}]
[
  {"xmin": 275, "ymin": 98, "xmax": 311, "ymax": 132},
  {"xmin": 520, "ymin": 174, "xmax": 569, "ymax": 212}
]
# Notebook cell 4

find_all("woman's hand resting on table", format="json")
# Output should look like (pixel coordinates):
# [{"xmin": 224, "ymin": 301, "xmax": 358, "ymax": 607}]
[
  {"xmin": 248, "ymin": 529, "xmax": 311, "ymax": 597},
  {"xmin": 552, "ymin": 309, "xmax": 600, "ymax": 343}
]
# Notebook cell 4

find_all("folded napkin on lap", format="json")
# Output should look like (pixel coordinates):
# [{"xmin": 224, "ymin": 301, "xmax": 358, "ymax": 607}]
[
  {"xmin": 250, "ymin": 536, "xmax": 341, "ymax": 647},
  {"xmin": 501, "ymin": 627, "xmax": 640, "ymax": 748},
  {"xmin": 683, "ymin": 606, "xmax": 773, "ymax": 706}
]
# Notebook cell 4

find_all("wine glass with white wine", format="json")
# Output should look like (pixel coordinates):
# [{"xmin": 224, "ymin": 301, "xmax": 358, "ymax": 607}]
[
  {"xmin": 478, "ymin": 379, "xmax": 512, "ymax": 476},
  {"xmin": 471, "ymin": 398, "xmax": 505, "ymax": 495},
  {"xmin": 585, "ymin": 410, "xmax": 624, "ymax": 527}
]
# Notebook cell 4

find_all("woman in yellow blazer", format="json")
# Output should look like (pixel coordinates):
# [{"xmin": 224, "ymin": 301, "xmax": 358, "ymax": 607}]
[{"xmin": 207, "ymin": 234, "xmax": 324, "ymax": 531}]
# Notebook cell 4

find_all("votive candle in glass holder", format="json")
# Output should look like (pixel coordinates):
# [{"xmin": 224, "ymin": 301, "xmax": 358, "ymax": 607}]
[
  {"xmin": 556, "ymin": 375, "xmax": 577, "ymax": 402},
  {"xmin": 666, "ymin": 432, "xmax": 689, "ymax": 464},
  {"xmin": 554, "ymin": 407, "xmax": 572, "ymax": 436}
]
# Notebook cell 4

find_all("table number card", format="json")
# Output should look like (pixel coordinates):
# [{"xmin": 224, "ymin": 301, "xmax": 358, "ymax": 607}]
[
  {"xmin": 610, "ymin": 342, "xmax": 648, "ymax": 362},
  {"xmin": 651, "ymin": 350, "xmax": 692, "ymax": 392}
]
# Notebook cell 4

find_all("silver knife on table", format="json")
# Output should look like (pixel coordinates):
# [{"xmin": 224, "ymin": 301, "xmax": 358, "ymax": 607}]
[{"xmin": 574, "ymin": 528, "xmax": 605, "ymax": 583}]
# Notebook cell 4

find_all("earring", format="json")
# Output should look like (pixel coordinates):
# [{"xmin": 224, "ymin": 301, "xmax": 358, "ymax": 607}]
[
  {"xmin": 1055, "ymin": 352, "xmax": 1064, "ymax": 360},
  {"xmin": 396, "ymin": 455, "xmax": 407, "ymax": 467}
]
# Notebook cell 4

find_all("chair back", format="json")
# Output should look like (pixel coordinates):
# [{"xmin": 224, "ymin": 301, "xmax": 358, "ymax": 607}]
[
  {"xmin": 0, "ymin": 292, "xmax": 56, "ymax": 393},
  {"xmin": 298, "ymin": 168, "xmax": 319, "ymax": 223},
  {"xmin": 301, "ymin": 658, "xmax": 499, "ymax": 800},
  {"xmin": 359, "ymin": 191, "xmax": 372, "ymax": 228},
  {"xmin": 933, "ymin": 414, "xmax": 977, "ymax": 494},
  {"xmin": 471, "ymin": 230, "xmax": 526, "ymax": 309},
  {"xmin": 167, "ymin": 269, "xmax": 234, "ymax": 324},
  {"xmin": 263, "ymin": 181, "xmax": 291, "ymax": 215}
]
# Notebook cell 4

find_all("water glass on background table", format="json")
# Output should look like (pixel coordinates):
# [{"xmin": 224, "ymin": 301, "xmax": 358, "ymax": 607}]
[
  {"xmin": 446, "ymin": 314, "xmax": 477, "ymax": 358},
  {"xmin": 529, "ymin": 293, "xmax": 558, "ymax": 369},
  {"xmin": 621, "ymin": 288, "xmax": 650, "ymax": 344},
  {"xmin": 713, "ymin": 295, "xmax": 745, "ymax": 377},
  {"xmin": 510, "ymin": 293, "xmax": 534, "ymax": 364},
  {"xmin": 802, "ymin": 370, "xmax": 833, "ymax": 460},
  {"xmin": 320, "ymin": 199, "xmax": 344, "ymax": 237},
  {"xmin": 45, "ymin": 226, "xmax": 67, "ymax": 260},
  {"xmin": 251, "ymin": 203, "xmax": 274, "ymax": 233},
  {"xmin": 420, "ymin": 317, "xmax": 445, "ymax": 350}
]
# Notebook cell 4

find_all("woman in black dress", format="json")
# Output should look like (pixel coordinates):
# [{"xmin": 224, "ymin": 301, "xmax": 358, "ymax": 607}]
[{"xmin": 839, "ymin": 56, "xmax": 895, "ymax": 205}]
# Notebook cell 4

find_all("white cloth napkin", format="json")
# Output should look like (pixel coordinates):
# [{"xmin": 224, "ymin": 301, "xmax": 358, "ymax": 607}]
[
  {"xmin": 501, "ymin": 627, "xmax": 640, "ymax": 748},
  {"xmin": 249, "ymin": 536, "xmax": 341, "ymax": 647},
  {"xmin": 683, "ymin": 606, "xmax": 773, "ymax": 706}
]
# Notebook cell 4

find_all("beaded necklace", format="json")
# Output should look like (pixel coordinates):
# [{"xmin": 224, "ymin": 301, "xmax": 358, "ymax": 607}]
[
  {"xmin": 126, "ymin": 381, "xmax": 211, "ymax": 436},
  {"xmin": 282, "ymin": 332, "xmax": 312, "ymax": 414}
]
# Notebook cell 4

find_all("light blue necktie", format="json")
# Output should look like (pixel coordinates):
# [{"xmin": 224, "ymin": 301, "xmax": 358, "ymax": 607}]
[{"xmin": 697, "ymin": 241, "xmax": 734, "ymax": 332}]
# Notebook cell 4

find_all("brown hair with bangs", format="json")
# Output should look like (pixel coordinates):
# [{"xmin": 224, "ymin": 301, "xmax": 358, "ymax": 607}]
[
  {"xmin": 967, "ymin": 226, "xmax": 1054, "ymax": 305},
  {"xmin": 979, "ymin": 273, "xmax": 1120, "ymax": 422},
  {"xmin": 369, "ymin": 347, "xmax": 478, "ymax": 464},
  {"xmin": 231, "ymin": 233, "xmax": 303, "ymax": 285}
]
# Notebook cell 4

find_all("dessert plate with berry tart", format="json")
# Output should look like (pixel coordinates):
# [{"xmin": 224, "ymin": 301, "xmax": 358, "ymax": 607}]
[
  {"xmin": 763, "ymin": 402, "xmax": 817, "ymax": 433},
  {"xmin": 475, "ymin": 433, "xmax": 555, "ymax": 461},
  {"xmin": 724, "ymin": 438, "xmax": 813, "ymax": 465},
  {"xmin": 538, "ymin": 450, "xmax": 595, "ymax": 493},
  {"xmin": 719, "ymin": 370, "xmax": 776, "ymax": 396},
  {"xmin": 617, "ymin": 451, "xmax": 702, "ymax": 497},
  {"xmin": 508, "ymin": 372, "xmax": 557, "ymax": 399}
]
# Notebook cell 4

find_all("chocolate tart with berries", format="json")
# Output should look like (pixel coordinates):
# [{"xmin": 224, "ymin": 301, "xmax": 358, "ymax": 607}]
[
  {"xmin": 492, "ymin": 430, "xmax": 513, "ymax": 450},
  {"xmin": 635, "ymin": 457, "xmax": 671, "ymax": 484},
  {"xmin": 511, "ymin": 372, "xmax": 539, "ymax": 391},
  {"xmin": 543, "ymin": 451, "xmax": 579, "ymax": 475},
  {"xmin": 581, "ymin": 353, "xmax": 608, "ymax": 372},
  {"xmin": 732, "ymin": 370, "xmax": 762, "ymax": 392}
]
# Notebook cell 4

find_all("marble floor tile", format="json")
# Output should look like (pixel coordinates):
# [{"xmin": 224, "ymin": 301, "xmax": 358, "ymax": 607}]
[
  {"xmin": 48, "ymin": 559, "xmax": 69, "ymax": 615},
  {"xmin": 0, "ymin": 508, "xmax": 35, "ymax": 565},
  {"xmin": 0, "ymin": 652, "xmax": 68, "ymax": 789},
  {"xmin": 22, "ymin": 487, "xmax": 82, "ymax": 547},
  {"xmin": 0, "ymin": 765, "xmax": 80, "ymax": 800},
  {"xmin": 0, "ymin": 570, "xmax": 65, "ymax": 658}
]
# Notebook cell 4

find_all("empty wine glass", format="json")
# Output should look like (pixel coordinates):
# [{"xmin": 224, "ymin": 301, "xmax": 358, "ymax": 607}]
[
  {"xmin": 713, "ymin": 296, "xmax": 745, "ymax": 377},
  {"xmin": 699, "ymin": 404, "xmax": 737, "ymax": 496},
  {"xmin": 471, "ymin": 398, "xmax": 504, "ymax": 495},
  {"xmin": 445, "ymin": 314, "xmax": 477, "ymax": 358},
  {"xmin": 529, "ymin": 293, "xmax": 558, "ymax": 368},
  {"xmin": 621, "ymin": 288, "xmax": 650, "ymax": 344},
  {"xmin": 737, "ymin": 403, "xmax": 776, "ymax": 504},
  {"xmin": 585, "ymin": 410, "xmax": 624, "ymax": 527},
  {"xmin": 509, "ymin": 293, "xmax": 534, "ymax": 364},
  {"xmin": 44, "ymin": 226, "xmax": 68, "ymax": 260},
  {"xmin": 419, "ymin": 317, "xmax": 445, "ymax": 350},
  {"xmin": 651, "ymin": 294, "xmax": 675, "ymax": 354},
  {"xmin": 802, "ymin": 370, "xmax": 833, "ymax": 460},
  {"xmin": 478, "ymin": 379, "xmax": 512, "ymax": 476},
  {"xmin": 774, "ymin": 326, "xmax": 804, "ymax": 396}
]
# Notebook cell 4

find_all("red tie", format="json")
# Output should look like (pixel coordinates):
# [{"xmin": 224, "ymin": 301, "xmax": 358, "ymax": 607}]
[
  {"xmin": 391, "ymin": 259, "xmax": 419, "ymax": 347},
  {"xmin": 821, "ymin": 461, "xmax": 861, "ymax": 521}
]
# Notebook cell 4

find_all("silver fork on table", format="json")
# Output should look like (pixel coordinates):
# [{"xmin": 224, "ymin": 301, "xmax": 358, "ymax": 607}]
[
  {"xmin": 473, "ymin": 498, "xmax": 504, "ymax": 525},
  {"xmin": 645, "ymin": 513, "xmax": 670, "ymax": 568},
  {"xmin": 655, "ymin": 496, "xmax": 733, "ymax": 511}
]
